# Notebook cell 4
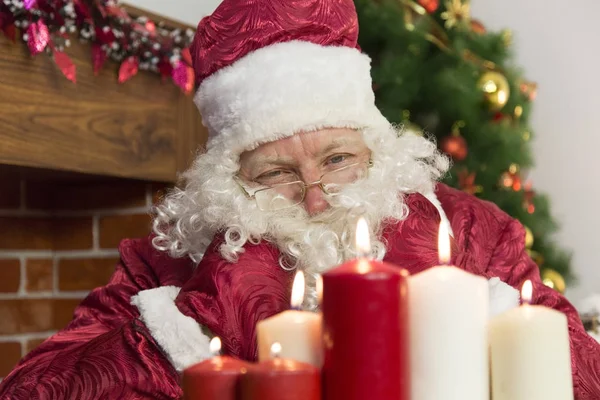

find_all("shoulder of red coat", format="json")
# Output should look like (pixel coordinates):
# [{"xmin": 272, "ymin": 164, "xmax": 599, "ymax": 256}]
[{"xmin": 118, "ymin": 234, "xmax": 194, "ymax": 286}]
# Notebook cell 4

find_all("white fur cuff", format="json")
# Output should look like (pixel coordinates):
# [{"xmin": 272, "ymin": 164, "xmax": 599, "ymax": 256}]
[
  {"xmin": 488, "ymin": 277, "xmax": 521, "ymax": 318},
  {"xmin": 131, "ymin": 286, "xmax": 212, "ymax": 371}
]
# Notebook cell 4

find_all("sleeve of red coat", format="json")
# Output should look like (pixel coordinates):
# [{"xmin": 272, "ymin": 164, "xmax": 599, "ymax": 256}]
[
  {"xmin": 174, "ymin": 238, "xmax": 293, "ymax": 361},
  {"xmin": 0, "ymin": 237, "xmax": 190, "ymax": 400},
  {"xmin": 487, "ymin": 218, "xmax": 600, "ymax": 400}
]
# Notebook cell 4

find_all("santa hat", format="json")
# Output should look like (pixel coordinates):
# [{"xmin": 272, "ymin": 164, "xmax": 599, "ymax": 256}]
[{"xmin": 190, "ymin": 0, "xmax": 389, "ymax": 156}]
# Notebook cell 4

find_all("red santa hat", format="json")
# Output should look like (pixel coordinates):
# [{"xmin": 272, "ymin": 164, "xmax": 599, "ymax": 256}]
[{"xmin": 190, "ymin": 0, "xmax": 389, "ymax": 155}]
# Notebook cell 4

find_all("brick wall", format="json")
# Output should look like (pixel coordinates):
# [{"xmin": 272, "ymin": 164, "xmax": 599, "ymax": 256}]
[{"xmin": 0, "ymin": 178, "xmax": 168, "ymax": 379}]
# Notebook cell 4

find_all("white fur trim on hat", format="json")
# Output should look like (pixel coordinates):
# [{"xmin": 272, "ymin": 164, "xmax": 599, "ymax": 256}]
[
  {"xmin": 195, "ymin": 40, "xmax": 389, "ymax": 155},
  {"xmin": 488, "ymin": 277, "xmax": 521, "ymax": 318},
  {"xmin": 131, "ymin": 286, "xmax": 212, "ymax": 371}
]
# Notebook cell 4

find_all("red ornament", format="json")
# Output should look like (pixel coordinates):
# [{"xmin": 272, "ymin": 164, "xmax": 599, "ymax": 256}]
[
  {"xmin": 523, "ymin": 181, "xmax": 536, "ymax": 214},
  {"xmin": 440, "ymin": 134, "xmax": 468, "ymax": 161},
  {"xmin": 53, "ymin": 51, "xmax": 76, "ymax": 83},
  {"xmin": 492, "ymin": 112, "xmax": 510, "ymax": 123},
  {"xmin": 520, "ymin": 81, "xmax": 538, "ymax": 101},
  {"xmin": 470, "ymin": 19, "xmax": 486, "ymax": 34},
  {"xmin": 91, "ymin": 44, "xmax": 107, "ymax": 76},
  {"xmin": 458, "ymin": 169, "xmax": 482, "ymax": 195},
  {"xmin": 118, "ymin": 57, "xmax": 139, "ymax": 83},
  {"xmin": 27, "ymin": 19, "xmax": 50, "ymax": 55},
  {"xmin": 499, "ymin": 166, "xmax": 522, "ymax": 191},
  {"xmin": 418, "ymin": 0, "xmax": 439, "ymax": 13},
  {"xmin": 322, "ymin": 258, "xmax": 410, "ymax": 400}
]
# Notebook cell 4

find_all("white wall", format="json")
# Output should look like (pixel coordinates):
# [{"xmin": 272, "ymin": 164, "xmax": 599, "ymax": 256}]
[
  {"xmin": 124, "ymin": 0, "xmax": 220, "ymax": 25},
  {"xmin": 126, "ymin": 0, "xmax": 600, "ymax": 304},
  {"xmin": 470, "ymin": 1, "xmax": 600, "ymax": 304}
]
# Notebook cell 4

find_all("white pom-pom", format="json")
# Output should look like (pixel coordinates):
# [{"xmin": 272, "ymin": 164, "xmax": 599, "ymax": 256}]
[{"xmin": 488, "ymin": 277, "xmax": 520, "ymax": 318}]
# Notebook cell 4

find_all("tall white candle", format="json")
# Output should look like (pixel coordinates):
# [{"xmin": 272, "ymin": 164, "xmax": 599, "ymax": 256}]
[
  {"xmin": 256, "ymin": 270, "xmax": 323, "ymax": 367},
  {"xmin": 409, "ymin": 222, "xmax": 489, "ymax": 400},
  {"xmin": 489, "ymin": 280, "xmax": 573, "ymax": 400}
]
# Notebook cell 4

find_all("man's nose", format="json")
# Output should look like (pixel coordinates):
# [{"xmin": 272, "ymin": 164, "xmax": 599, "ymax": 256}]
[{"xmin": 303, "ymin": 184, "xmax": 329, "ymax": 216}]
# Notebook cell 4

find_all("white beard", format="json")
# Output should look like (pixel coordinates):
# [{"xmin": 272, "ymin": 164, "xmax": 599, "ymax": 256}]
[{"xmin": 152, "ymin": 125, "xmax": 450, "ymax": 310}]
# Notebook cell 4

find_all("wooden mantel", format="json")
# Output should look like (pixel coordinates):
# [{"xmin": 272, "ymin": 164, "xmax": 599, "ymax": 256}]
[{"xmin": 0, "ymin": 6, "xmax": 206, "ymax": 183}]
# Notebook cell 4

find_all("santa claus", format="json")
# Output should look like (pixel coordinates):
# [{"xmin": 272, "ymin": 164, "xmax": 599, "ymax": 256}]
[{"xmin": 1, "ymin": 0, "xmax": 599, "ymax": 399}]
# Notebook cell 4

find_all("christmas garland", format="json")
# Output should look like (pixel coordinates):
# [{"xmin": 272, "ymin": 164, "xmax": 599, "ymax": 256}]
[{"xmin": 0, "ymin": 0, "xmax": 196, "ymax": 93}]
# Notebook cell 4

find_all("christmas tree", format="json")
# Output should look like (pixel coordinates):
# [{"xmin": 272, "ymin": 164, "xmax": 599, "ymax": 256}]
[{"xmin": 355, "ymin": 0, "xmax": 571, "ymax": 291}]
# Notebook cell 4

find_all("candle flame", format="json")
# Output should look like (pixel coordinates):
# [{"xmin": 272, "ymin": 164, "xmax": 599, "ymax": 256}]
[
  {"xmin": 209, "ymin": 337, "xmax": 222, "ymax": 356},
  {"xmin": 270, "ymin": 342, "xmax": 282, "ymax": 359},
  {"xmin": 521, "ymin": 280, "xmax": 533, "ymax": 304},
  {"xmin": 438, "ymin": 221, "xmax": 451, "ymax": 264},
  {"xmin": 291, "ymin": 270, "xmax": 305, "ymax": 309},
  {"xmin": 355, "ymin": 217, "xmax": 371, "ymax": 258},
  {"xmin": 316, "ymin": 274, "xmax": 323, "ymax": 305}
]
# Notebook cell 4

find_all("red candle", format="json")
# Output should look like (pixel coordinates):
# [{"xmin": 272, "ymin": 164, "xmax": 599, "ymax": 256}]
[
  {"xmin": 322, "ymin": 218, "xmax": 410, "ymax": 400},
  {"xmin": 182, "ymin": 337, "xmax": 250, "ymax": 400},
  {"xmin": 240, "ymin": 343, "xmax": 321, "ymax": 400}
]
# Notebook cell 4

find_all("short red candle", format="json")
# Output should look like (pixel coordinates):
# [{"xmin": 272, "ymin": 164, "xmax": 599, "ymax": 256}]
[
  {"xmin": 240, "ymin": 357, "xmax": 321, "ymax": 400},
  {"xmin": 182, "ymin": 353, "xmax": 250, "ymax": 400},
  {"xmin": 322, "ymin": 258, "xmax": 410, "ymax": 400}
]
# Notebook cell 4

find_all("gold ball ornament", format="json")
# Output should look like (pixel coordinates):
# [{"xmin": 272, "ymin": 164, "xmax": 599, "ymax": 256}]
[
  {"xmin": 541, "ymin": 269, "xmax": 566, "ymax": 294},
  {"xmin": 477, "ymin": 71, "xmax": 511, "ymax": 111},
  {"xmin": 524, "ymin": 226, "xmax": 534, "ymax": 249}
]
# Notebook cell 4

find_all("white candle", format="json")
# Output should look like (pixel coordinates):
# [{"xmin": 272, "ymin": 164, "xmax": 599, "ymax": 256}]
[
  {"xmin": 489, "ymin": 280, "xmax": 573, "ymax": 400},
  {"xmin": 256, "ymin": 270, "xmax": 323, "ymax": 367},
  {"xmin": 409, "ymin": 221, "xmax": 489, "ymax": 400}
]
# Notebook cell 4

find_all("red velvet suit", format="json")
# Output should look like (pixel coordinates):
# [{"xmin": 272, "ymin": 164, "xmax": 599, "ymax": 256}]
[{"xmin": 1, "ymin": 184, "xmax": 599, "ymax": 399}]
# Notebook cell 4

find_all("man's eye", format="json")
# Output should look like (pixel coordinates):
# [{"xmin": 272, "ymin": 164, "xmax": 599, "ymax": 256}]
[
  {"xmin": 261, "ymin": 170, "xmax": 282, "ymax": 178},
  {"xmin": 255, "ymin": 170, "xmax": 296, "ymax": 183},
  {"xmin": 327, "ymin": 154, "xmax": 350, "ymax": 165}
]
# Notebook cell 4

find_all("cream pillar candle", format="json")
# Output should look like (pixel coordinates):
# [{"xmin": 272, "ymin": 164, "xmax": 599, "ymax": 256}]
[
  {"xmin": 256, "ymin": 271, "xmax": 323, "ymax": 367},
  {"xmin": 409, "ymin": 222, "xmax": 489, "ymax": 400},
  {"xmin": 489, "ymin": 280, "xmax": 573, "ymax": 400}
]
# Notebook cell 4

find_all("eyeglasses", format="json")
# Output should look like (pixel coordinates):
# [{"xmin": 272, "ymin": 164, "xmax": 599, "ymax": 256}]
[{"xmin": 235, "ymin": 160, "xmax": 374, "ymax": 211}]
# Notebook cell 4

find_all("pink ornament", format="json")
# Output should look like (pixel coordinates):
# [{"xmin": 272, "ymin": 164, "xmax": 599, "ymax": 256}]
[
  {"xmin": 24, "ymin": 0, "xmax": 37, "ymax": 10},
  {"xmin": 145, "ymin": 20, "xmax": 156, "ymax": 36},
  {"xmin": 54, "ymin": 51, "xmax": 76, "ymax": 83},
  {"xmin": 172, "ymin": 60, "xmax": 194, "ymax": 94},
  {"xmin": 118, "ymin": 57, "xmax": 139, "ymax": 83},
  {"xmin": 27, "ymin": 20, "xmax": 50, "ymax": 55}
]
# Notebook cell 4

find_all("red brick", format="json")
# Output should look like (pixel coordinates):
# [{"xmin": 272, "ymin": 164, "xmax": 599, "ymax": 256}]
[
  {"xmin": 0, "ymin": 217, "xmax": 53, "ymax": 250},
  {"xmin": 0, "ymin": 342, "xmax": 21, "ymax": 377},
  {"xmin": 0, "ymin": 259, "xmax": 20, "ymax": 293},
  {"xmin": 26, "ymin": 181, "xmax": 148, "ymax": 210},
  {"xmin": 52, "ymin": 298, "xmax": 83, "ymax": 330},
  {"xmin": 26, "ymin": 259, "xmax": 53, "ymax": 292},
  {"xmin": 0, "ymin": 298, "xmax": 83, "ymax": 335},
  {"xmin": 26, "ymin": 338, "xmax": 48, "ymax": 354},
  {"xmin": 58, "ymin": 257, "xmax": 118, "ymax": 291},
  {"xmin": 0, "ymin": 299, "xmax": 53, "ymax": 334},
  {"xmin": 0, "ymin": 179, "xmax": 21, "ymax": 209},
  {"xmin": 52, "ymin": 217, "xmax": 93, "ymax": 250},
  {"xmin": 98, "ymin": 214, "xmax": 151, "ymax": 248}
]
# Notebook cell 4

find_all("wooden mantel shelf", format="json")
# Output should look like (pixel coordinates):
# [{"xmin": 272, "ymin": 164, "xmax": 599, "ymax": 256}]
[{"xmin": 0, "ymin": 7, "xmax": 206, "ymax": 183}]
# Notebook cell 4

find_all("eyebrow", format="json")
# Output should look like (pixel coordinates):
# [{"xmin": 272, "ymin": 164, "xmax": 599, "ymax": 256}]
[
  {"xmin": 318, "ymin": 138, "xmax": 354, "ymax": 157},
  {"xmin": 250, "ymin": 137, "xmax": 360, "ymax": 171}
]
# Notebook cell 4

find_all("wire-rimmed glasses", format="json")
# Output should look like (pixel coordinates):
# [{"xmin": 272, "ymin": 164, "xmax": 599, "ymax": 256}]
[{"xmin": 235, "ymin": 160, "xmax": 373, "ymax": 211}]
